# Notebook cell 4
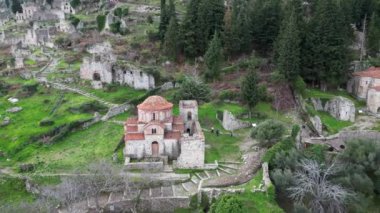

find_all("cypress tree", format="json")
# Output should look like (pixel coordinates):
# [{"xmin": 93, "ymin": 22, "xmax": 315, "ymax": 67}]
[
  {"xmin": 241, "ymin": 71, "xmax": 261, "ymax": 116},
  {"xmin": 11, "ymin": 0, "xmax": 22, "ymax": 14},
  {"xmin": 159, "ymin": 0, "xmax": 169, "ymax": 41},
  {"xmin": 368, "ymin": 12, "xmax": 380, "ymax": 57},
  {"xmin": 5, "ymin": 0, "xmax": 10, "ymax": 8},
  {"xmin": 197, "ymin": 0, "xmax": 225, "ymax": 54},
  {"xmin": 204, "ymin": 32, "xmax": 223, "ymax": 82},
  {"xmin": 163, "ymin": 17, "xmax": 180, "ymax": 61},
  {"xmin": 182, "ymin": 0, "xmax": 201, "ymax": 58},
  {"xmin": 275, "ymin": 12, "xmax": 301, "ymax": 81}
]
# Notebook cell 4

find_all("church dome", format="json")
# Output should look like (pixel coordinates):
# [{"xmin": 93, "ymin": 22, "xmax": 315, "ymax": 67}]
[{"xmin": 137, "ymin": 96, "xmax": 173, "ymax": 111}]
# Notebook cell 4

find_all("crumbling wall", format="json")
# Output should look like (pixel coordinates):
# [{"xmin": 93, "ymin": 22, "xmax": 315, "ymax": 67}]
[
  {"xmin": 222, "ymin": 110, "xmax": 250, "ymax": 131},
  {"xmin": 324, "ymin": 96, "xmax": 356, "ymax": 122}
]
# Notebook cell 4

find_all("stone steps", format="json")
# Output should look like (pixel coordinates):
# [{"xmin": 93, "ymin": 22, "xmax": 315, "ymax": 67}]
[
  {"xmin": 218, "ymin": 167, "xmax": 233, "ymax": 175},
  {"xmin": 182, "ymin": 181, "xmax": 198, "ymax": 193},
  {"xmin": 219, "ymin": 163, "xmax": 240, "ymax": 170}
]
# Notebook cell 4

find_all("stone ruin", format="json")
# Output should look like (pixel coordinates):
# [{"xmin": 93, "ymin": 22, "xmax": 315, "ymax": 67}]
[
  {"xmin": 310, "ymin": 96, "xmax": 356, "ymax": 122},
  {"xmin": 80, "ymin": 42, "xmax": 155, "ymax": 90},
  {"xmin": 222, "ymin": 110, "xmax": 250, "ymax": 131}
]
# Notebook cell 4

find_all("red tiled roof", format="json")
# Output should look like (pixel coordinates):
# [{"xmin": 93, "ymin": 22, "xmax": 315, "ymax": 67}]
[
  {"xmin": 370, "ymin": 85, "xmax": 380, "ymax": 92},
  {"xmin": 125, "ymin": 117, "xmax": 138, "ymax": 125},
  {"xmin": 137, "ymin": 96, "xmax": 173, "ymax": 111},
  {"xmin": 353, "ymin": 67, "xmax": 380, "ymax": 78},
  {"xmin": 173, "ymin": 124, "xmax": 185, "ymax": 132},
  {"xmin": 164, "ymin": 131, "xmax": 181, "ymax": 140},
  {"xmin": 173, "ymin": 116, "xmax": 184, "ymax": 124},
  {"xmin": 126, "ymin": 126, "xmax": 138, "ymax": 132},
  {"xmin": 125, "ymin": 133, "xmax": 145, "ymax": 140}
]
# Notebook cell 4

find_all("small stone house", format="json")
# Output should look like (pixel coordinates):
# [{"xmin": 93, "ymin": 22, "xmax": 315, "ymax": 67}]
[
  {"xmin": 124, "ymin": 96, "xmax": 205, "ymax": 169},
  {"xmin": 15, "ymin": 2, "xmax": 40, "ymax": 22},
  {"xmin": 347, "ymin": 67, "xmax": 380, "ymax": 113}
]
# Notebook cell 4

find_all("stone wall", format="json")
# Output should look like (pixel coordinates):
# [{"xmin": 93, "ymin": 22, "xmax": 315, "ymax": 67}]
[
  {"xmin": 222, "ymin": 110, "xmax": 250, "ymax": 131},
  {"xmin": 367, "ymin": 88, "xmax": 380, "ymax": 113},
  {"xmin": 124, "ymin": 161, "xmax": 164, "ymax": 172},
  {"xmin": 324, "ymin": 96, "xmax": 356, "ymax": 122},
  {"xmin": 176, "ymin": 136, "xmax": 205, "ymax": 169},
  {"xmin": 102, "ymin": 103, "xmax": 130, "ymax": 120}
]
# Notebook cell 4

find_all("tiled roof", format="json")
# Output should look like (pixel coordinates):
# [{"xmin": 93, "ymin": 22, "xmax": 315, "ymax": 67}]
[
  {"xmin": 353, "ymin": 67, "xmax": 380, "ymax": 78},
  {"xmin": 164, "ymin": 131, "xmax": 181, "ymax": 140},
  {"xmin": 125, "ymin": 133, "xmax": 145, "ymax": 140},
  {"xmin": 125, "ymin": 117, "xmax": 138, "ymax": 125},
  {"xmin": 137, "ymin": 96, "xmax": 173, "ymax": 111},
  {"xmin": 126, "ymin": 126, "xmax": 138, "ymax": 132},
  {"xmin": 370, "ymin": 85, "xmax": 380, "ymax": 92}
]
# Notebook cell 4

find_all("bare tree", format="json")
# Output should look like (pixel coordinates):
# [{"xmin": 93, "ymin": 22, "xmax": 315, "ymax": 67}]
[{"xmin": 287, "ymin": 160, "xmax": 352, "ymax": 213}]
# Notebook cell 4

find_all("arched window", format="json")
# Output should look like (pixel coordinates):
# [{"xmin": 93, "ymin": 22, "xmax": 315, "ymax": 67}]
[
  {"xmin": 153, "ymin": 113, "xmax": 156, "ymax": 120},
  {"xmin": 152, "ymin": 128, "xmax": 157, "ymax": 134},
  {"xmin": 93, "ymin": 73, "xmax": 101, "ymax": 81}
]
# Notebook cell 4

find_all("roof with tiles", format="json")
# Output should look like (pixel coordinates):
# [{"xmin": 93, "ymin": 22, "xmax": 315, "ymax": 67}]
[
  {"xmin": 137, "ymin": 96, "xmax": 173, "ymax": 111},
  {"xmin": 353, "ymin": 67, "xmax": 380, "ymax": 78},
  {"xmin": 125, "ymin": 133, "xmax": 145, "ymax": 140}
]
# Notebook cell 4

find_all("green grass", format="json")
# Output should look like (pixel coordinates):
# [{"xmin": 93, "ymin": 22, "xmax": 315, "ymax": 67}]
[
  {"xmin": 316, "ymin": 112, "xmax": 352, "ymax": 134},
  {"xmin": 0, "ymin": 78, "xmax": 96, "ymax": 163},
  {"xmin": 234, "ymin": 187, "xmax": 284, "ymax": 213},
  {"xmin": 204, "ymin": 131, "xmax": 242, "ymax": 163},
  {"xmin": 18, "ymin": 122, "xmax": 124, "ymax": 173},
  {"xmin": 24, "ymin": 59, "xmax": 37, "ymax": 66},
  {"xmin": 56, "ymin": 59, "xmax": 69, "ymax": 70},
  {"xmin": 252, "ymin": 102, "xmax": 293, "ymax": 124},
  {"xmin": 80, "ymin": 84, "xmax": 147, "ymax": 104},
  {"xmin": 0, "ymin": 177, "xmax": 35, "ymax": 205}
]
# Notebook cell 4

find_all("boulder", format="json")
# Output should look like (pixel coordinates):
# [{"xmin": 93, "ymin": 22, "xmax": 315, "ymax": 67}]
[
  {"xmin": 310, "ymin": 98, "xmax": 324, "ymax": 111},
  {"xmin": 0, "ymin": 117, "xmax": 10, "ymax": 127},
  {"xmin": 222, "ymin": 110, "xmax": 250, "ymax": 131},
  {"xmin": 324, "ymin": 96, "xmax": 356, "ymax": 122},
  {"xmin": 6, "ymin": 107, "xmax": 23, "ymax": 113},
  {"xmin": 310, "ymin": 115, "xmax": 323, "ymax": 135}
]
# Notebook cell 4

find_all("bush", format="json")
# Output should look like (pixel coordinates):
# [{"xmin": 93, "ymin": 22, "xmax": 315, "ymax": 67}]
[
  {"xmin": 219, "ymin": 90, "xmax": 239, "ymax": 101},
  {"xmin": 147, "ymin": 15, "xmax": 154, "ymax": 24},
  {"xmin": 174, "ymin": 76, "xmax": 211, "ymax": 103},
  {"xmin": 96, "ymin": 15, "xmax": 106, "ymax": 32},
  {"xmin": 251, "ymin": 119, "xmax": 286, "ymax": 147},
  {"xmin": 293, "ymin": 75, "xmax": 306, "ymax": 96},
  {"xmin": 39, "ymin": 118, "xmax": 55, "ymax": 127},
  {"xmin": 69, "ymin": 15, "xmax": 80, "ymax": 27},
  {"xmin": 70, "ymin": 0, "xmax": 80, "ymax": 8},
  {"xmin": 110, "ymin": 21, "xmax": 121, "ymax": 34},
  {"xmin": 68, "ymin": 101, "xmax": 107, "ymax": 114},
  {"xmin": 209, "ymin": 194, "xmax": 244, "ymax": 213},
  {"xmin": 54, "ymin": 36, "xmax": 72, "ymax": 49},
  {"xmin": 291, "ymin": 125, "xmax": 300, "ymax": 139}
]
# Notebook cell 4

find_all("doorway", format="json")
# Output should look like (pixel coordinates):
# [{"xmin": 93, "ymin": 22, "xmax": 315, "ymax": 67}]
[{"xmin": 151, "ymin": 142, "xmax": 159, "ymax": 156}]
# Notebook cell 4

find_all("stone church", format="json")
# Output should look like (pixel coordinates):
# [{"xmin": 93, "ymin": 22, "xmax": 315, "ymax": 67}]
[
  {"xmin": 123, "ymin": 96, "xmax": 205, "ymax": 169},
  {"xmin": 347, "ymin": 67, "xmax": 380, "ymax": 113}
]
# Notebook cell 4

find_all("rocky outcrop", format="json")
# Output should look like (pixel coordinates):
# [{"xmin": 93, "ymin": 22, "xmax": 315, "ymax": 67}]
[
  {"xmin": 310, "ymin": 115, "xmax": 323, "ymax": 135},
  {"xmin": 311, "ymin": 98, "xmax": 323, "ymax": 111},
  {"xmin": 324, "ymin": 97, "xmax": 356, "ymax": 122},
  {"xmin": 222, "ymin": 110, "xmax": 250, "ymax": 131}
]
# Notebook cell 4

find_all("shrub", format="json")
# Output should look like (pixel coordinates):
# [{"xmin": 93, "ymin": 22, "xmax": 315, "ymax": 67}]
[
  {"xmin": 291, "ymin": 125, "xmax": 300, "ymax": 139},
  {"xmin": 251, "ymin": 119, "xmax": 286, "ymax": 147},
  {"xmin": 209, "ymin": 194, "xmax": 244, "ymax": 213},
  {"xmin": 39, "ymin": 118, "xmax": 55, "ymax": 127},
  {"xmin": 68, "ymin": 101, "xmax": 107, "ymax": 114},
  {"xmin": 70, "ymin": 0, "xmax": 80, "ymax": 8},
  {"xmin": 96, "ymin": 15, "xmax": 106, "ymax": 32},
  {"xmin": 293, "ymin": 75, "xmax": 306, "ymax": 96},
  {"xmin": 174, "ymin": 76, "xmax": 211, "ymax": 103},
  {"xmin": 110, "ymin": 21, "xmax": 121, "ymax": 34},
  {"xmin": 147, "ymin": 15, "xmax": 154, "ymax": 24},
  {"xmin": 54, "ymin": 36, "xmax": 72, "ymax": 49},
  {"xmin": 219, "ymin": 90, "xmax": 238, "ymax": 101},
  {"xmin": 69, "ymin": 15, "xmax": 80, "ymax": 27}
]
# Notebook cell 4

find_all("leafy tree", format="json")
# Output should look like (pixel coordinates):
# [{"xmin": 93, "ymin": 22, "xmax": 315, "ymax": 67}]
[
  {"xmin": 209, "ymin": 195, "xmax": 244, "ymax": 213},
  {"xmin": 163, "ymin": 16, "xmax": 180, "ymax": 61},
  {"xmin": 70, "ymin": 0, "xmax": 80, "ymax": 8},
  {"xmin": 182, "ymin": 0, "xmax": 201, "ymax": 58},
  {"xmin": 174, "ymin": 76, "xmax": 211, "ymax": 103},
  {"xmin": 96, "ymin": 15, "xmax": 106, "ymax": 32},
  {"xmin": 204, "ymin": 32, "xmax": 223, "ymax": 82},
  {"xmin": 11, "ymin": 0, "xmax": 22, "ymax": 14},
  {"xmin": 251, "ymin": 119, "xmax": 285, "ymax": 147},
  {"xmin": 368, "ymin": 12, "xmax": 380, "ymax": 57},
  {"xmin": 196, "ymin": 0, "xmax": 225, "ymax": 54},
  {"xmin": 275, "ymin": 11, "xmax": 301, "ymax": 81},
  {"xmin": 241, "ymin": 71, "xmax": 262, "ymax": 114}
]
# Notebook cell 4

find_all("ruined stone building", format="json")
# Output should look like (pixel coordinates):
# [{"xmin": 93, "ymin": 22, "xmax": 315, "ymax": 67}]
[
  {"xmin": 80, "ymin": 42, "xmax": 155, "ymax": 90},
  {"xmin": 347, "ymin": 67, "xmax": 380, "ymax": 113},
  {"xmin": 15, "ymin": 2, "xmax": 39, "ymax": 22},
  {"xmin": 124, "ymin": 96, "xmax": 205, "ymax": 169}
]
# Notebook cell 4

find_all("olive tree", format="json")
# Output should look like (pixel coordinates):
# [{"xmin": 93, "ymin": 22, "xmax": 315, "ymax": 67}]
[{"xmin": 251, "ymin": 119, "xmax": 285, "ymax": 147}]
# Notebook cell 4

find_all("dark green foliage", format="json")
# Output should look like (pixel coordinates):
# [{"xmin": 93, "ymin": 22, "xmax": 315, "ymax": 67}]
[
  {"xmin": 158, "ymin": 0, "xmax": 175, "ymax": 41},
  {"xmin": 174, "ymin": 76, "xmax": 211, "ymax": 103},
  {"xmin": 241, "ymin": 71, "xmax": 262, "ymax": 112},
  {"xmin": 291, "ymin": 125, "xmax": 300, "ymax": 139},
  {"xmin": 204, "ymin": 32, "xmax": 223, "ymax": 82},
  {"xmin": 251, "ymin": 119, "xmax": 286, "ymax": 147},
  {"xmin": 251, "ymin": 0, "xmax": 282, "ymax": 53},
  {"xmin": 301, "ymin": 0, "xmax": 351, "ymax": 87},
  {"xmin": 39, "ymin": 118, "xmax": 55, "ymax": 127},
  {"xmin": 54, "ymin": 36, "xmax": 72, "ymax": 49},
  {"xmin": 275, "ymin": 11, "xmax": 300, "ymax": 81},
  {"xmin": 182, "ymin": 0, "xmax": 201, "ymax": 58},
  {"xmin": 68, "ymin": 101, "xmax": 107, "ymax": 114},
  {"xmin": 11, "ymin": 0, "xmax": 22, "ymax": 14},
  {"xmin": 70, "ymin": 0, "xmax": 80, "ymax": 8},
  {"xmin": 163, "ymin": 17, "xmax": 180, "ymax": 61},
  {"xmin": 200, "ymin": 192, "xmax": 210, "ymax": 212},
  {"xmin": 96, "ymin": 15, "xmax": 106, "ymax": 32},
  {"xmin": 196, "ymin": 0, "xmax": 225, "ymax": 54},
  {"xmin": 147, "ymin": 15, "xmax": 154, "ymax": 24},
  {"xmin": 114, "ymin": 7, "xmax": 129, "ymax": 18},
  {"xmin": 209, "ymin": 194, "xmax": 244, "ymax": 213},
  {"xmin": 368, "ymin": 12, "xmax": 380, "ymax": 57},
  {"xmin": 69, "ymin": 15, "xmax": 80, "ymax": 27},
  {"xmin": 5, "ymin": 0, "xmax": 10, "ymax": 8},
  {"xmin": 293, "ymin": 76, "xmax": 306, "ymax": 96},
  {"xmin": 110, "ymin": 21, "xmax": 121, "ymax": 34},
  {"xmin": 47, "ymin": 0, "xmax": 54, "ymax": 5}
]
